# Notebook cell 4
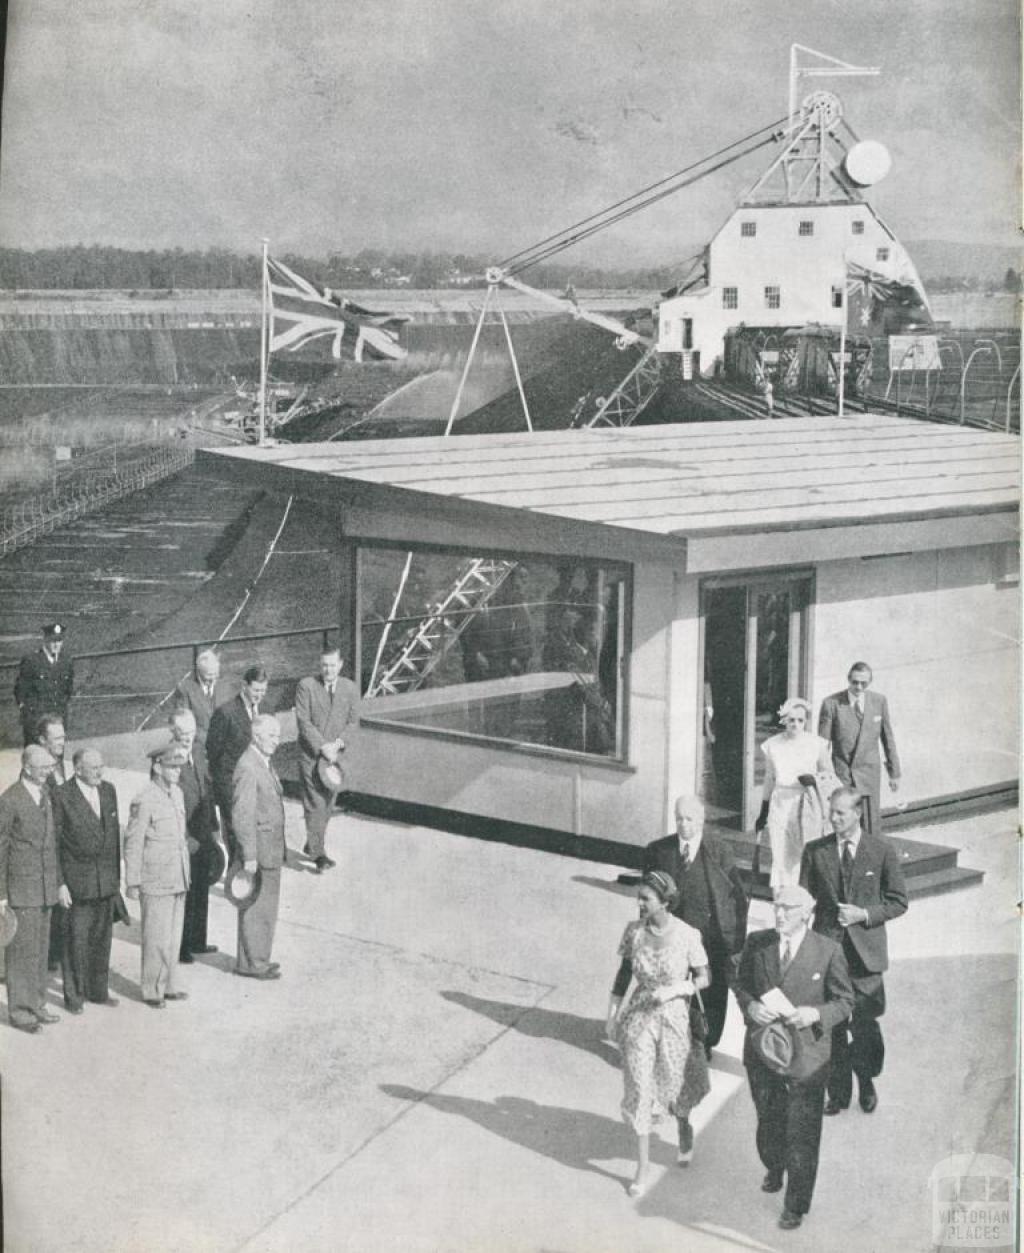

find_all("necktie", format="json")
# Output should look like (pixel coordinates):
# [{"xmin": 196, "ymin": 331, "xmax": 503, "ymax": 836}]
[
  {"xmin": 842, "ymin": 839, "xmax": 855, "ymax": 877},
  {"xmin": 680, "ymin": 844, "xmax": 690, "ymax": 870},
  {"xmin": 780, "ymin": 939, "xmax": 792, "ymax": 973},
  {"xmin": 854, "ymin": 696, "xmax": 864, "ymax": 718},
  {"xmin": 250, "ymin": 702, "xmax": 259, "ymax": 719}
]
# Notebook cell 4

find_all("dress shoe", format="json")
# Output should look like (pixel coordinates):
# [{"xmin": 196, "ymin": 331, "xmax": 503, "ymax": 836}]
[
  {"xmin": 779, "ymin": 1209, "xmax": 803, "ymax": 1230},
  {"xmin": 164, "ymin": 991, "xmax": 189, "ymax": 1001},
  {"xmin": 315, "ymin": 855, "xmax": 336, "ymax": 873},
  {"xmin": 144, "ymin": 999, "xmax": 166, "ymax": 1009},
  {"xmin": 193, "ymin": 944, "xmax": 218, "ymax": 955},
  {"xmin": 627, "ymin": 1172, "xmax": 649, "ymax": 1198},
  {"xmin": 762, "ymin": 1170, "xmax": 784, "ymax": 1193},
  {"xmin": 65, "ymin": 1003, "xmax": 85, "ymax": 1015},
  {"xmin": 178, "ymin": 952, "xmax": 195, "ymax": 964},
  {"xmin": 677, "ymin": 1117, "xmax": 694, "ymax": 1165},
  {"xmin": 824, "ymin": 1098, "xmax": 848, "ymax": 1116},
  {"xmin": 859, "ymin": 1083, "xmax": 878, "ymax": 1113},
  {"xmin": 91, "ymin": 996, "xmax": 119, "ymax": 1007},
  {"xmin": 34, "ymin": 1009, "xmax": 61, "ymax": 1025},
  {"xmin": 11, "ymin": 1019, "xmax": 41, "ymax": 1034},
  {"xmin": 234, "ymin": 967, "xmax": 281, "ymax": 980}
]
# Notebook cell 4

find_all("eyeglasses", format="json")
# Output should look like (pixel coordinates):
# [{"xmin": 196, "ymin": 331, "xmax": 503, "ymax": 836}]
[{"xmin": 848, "ymin": 678, "xmax": 871, "ymax": 688}]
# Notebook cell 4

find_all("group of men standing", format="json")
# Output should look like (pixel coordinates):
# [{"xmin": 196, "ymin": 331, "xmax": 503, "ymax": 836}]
[
  {"xmin": 2, "ymin": 629, "xmax": 359, "ymax": 1020},
  {"xmin": 642, "ymin": 777, "xmax": 907, "ymax": 1232}
]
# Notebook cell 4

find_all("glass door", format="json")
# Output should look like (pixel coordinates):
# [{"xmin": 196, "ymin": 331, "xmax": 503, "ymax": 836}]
[{"xmin": 700, "ymin": 574, "xmax": 811, "ymax": 829}]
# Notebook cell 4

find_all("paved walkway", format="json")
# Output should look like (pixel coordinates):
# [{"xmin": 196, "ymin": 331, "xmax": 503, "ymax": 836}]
[{"xmin": 0, "ymin": 749, "xmax": 1016, "ymax": 1253}]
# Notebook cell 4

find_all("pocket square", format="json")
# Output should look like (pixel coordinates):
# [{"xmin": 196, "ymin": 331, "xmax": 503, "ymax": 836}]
[
  {"xmin": 865, "ymin": 870, "xmax": 875, "ymax": 877},
  {"xmin": 812, "ymin": 972, "xmax": 821, "ymax": 981},
  {"xmin": 873, "ymin": 714, "xmax": 882, "ymax": 721}
]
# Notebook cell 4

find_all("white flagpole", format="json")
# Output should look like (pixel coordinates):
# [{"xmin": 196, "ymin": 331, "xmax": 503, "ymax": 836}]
[{"xmin": 259, "ymin": 238, "xmax": 270, "ymax": 445}]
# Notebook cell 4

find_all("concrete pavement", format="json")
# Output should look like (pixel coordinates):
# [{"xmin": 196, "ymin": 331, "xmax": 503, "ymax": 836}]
[{"xmin": 0, "ymin": 749, "xmax": 1017, "ymax": 1253}]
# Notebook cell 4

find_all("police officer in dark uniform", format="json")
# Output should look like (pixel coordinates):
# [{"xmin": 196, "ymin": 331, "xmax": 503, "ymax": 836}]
[{"xmin": 14, "ymin": 624, "xmax": 75, "ymax": 746}]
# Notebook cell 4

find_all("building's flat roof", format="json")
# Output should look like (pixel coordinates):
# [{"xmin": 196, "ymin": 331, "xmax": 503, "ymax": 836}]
[{"xmin": 205, "ymin": 414, "xmax": 1019, "ymax": 539}]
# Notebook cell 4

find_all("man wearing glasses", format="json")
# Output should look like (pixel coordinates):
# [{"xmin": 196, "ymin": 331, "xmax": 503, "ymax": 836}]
[{"xmin": 817, "ymin": 662, "xmax": 901, "ymax": 835}]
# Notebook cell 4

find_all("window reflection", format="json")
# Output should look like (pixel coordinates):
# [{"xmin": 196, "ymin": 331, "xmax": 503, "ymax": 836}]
[{"xmin": 360, "ymin": 548, "xmax": 626, "ymax": 759}]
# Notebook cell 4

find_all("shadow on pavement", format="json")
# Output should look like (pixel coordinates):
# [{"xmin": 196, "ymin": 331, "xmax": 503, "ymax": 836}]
[
  {"xmin": 571, "ymin": 874, "xmax": 636, "ymax": 899},
  {"xmin": 380, "ymin": 1084, "xmax": 661, "ymax": 1189},
  {"xmin": 442, "ymin": 989, "xmax": 618, "ymax": 1066}
]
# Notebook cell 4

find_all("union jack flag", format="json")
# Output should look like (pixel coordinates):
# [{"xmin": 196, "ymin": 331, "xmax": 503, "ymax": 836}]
[
  {"xmin": 266, "ymin": 257, "xmax": 410, "ymax": 361},
  {"xmin": 845, "ymin": 262, "xmax": 931, "ymax": 337}
]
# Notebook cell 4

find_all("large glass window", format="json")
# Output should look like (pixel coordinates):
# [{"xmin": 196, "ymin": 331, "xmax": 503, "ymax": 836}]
[{"xmin": 359, "ymin": 546, "xmax": 628, "ymax": 760}]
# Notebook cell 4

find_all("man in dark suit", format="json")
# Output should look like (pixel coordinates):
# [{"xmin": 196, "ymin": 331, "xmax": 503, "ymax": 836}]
[
  {"xmin": 642, "ymin": 794, "xmax": 749, "ymax": 1057},
  {"xmin": 800, "ymin": 787, "xmax": 909, "ymax": 1116},
  {"xmin": 735, "ymin": 884, "xmax": 854, "ymax": 1230},
  {"xmin": 36, "ymin": 714, "xmax": 71, "ymax": 972},
  {"xmin": 52, "ymin": 747, "xmax": 121, "ymax": 1011},
  {"xmin": 170, "ymin": 708, "xmax": 220, "ymax": 963},
  {"xmin": 0, "ymin": 745, "xmax": 70, "ymax": 1033},
  {"xmin": 294, "ymin": 647, "xmax": 359, "ymax": 873},
  {"xmin": 817, "ymin": 661, "xmax": 901, "ymax": 834},
  {"xmin": 207, "ymin": 664, "xmax": 268, "ymax": 863},
  {"xmin": 172, "ymin": 649, "xmax": 234, "ymax": 746},
  {"xmin": 14, "ymin": 623, "xmax": 74, "ymax": 745},
  {"xmin": 232, "ymin": 715, "xmax": 286, "ymax": 980}
]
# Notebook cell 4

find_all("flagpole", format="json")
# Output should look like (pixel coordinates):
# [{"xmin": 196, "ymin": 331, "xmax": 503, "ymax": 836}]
[
  {"xmin": 259, "ymin": 238, "xmax": 270, "ymax": 445},
  {"xmin": 837, "ymin": 254, "xmax": 847, "ymax": 417}
]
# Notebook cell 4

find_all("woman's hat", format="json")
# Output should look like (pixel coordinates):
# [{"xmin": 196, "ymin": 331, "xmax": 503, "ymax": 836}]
[
  {"xmin": 225, "ymin": 863, "xmax": 262, "ymax": 911},
  {"xmin": 206, "ymin": 841, "xmax": 228, "ymax": 887},
  {"xmin": 317, "ymin": 757, "xmax": 347, "ymax": 795}
]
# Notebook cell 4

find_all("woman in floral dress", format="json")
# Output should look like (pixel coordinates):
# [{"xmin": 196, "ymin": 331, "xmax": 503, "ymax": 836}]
[{"xmin": 606, "ymin": 870, "xmax": 710, "ymax": 1197}]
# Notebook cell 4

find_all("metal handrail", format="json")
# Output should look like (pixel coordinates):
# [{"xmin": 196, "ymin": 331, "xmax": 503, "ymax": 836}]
[{"xmin": 0, "ymin": 623, "xmax": 338, "ymax": 674}]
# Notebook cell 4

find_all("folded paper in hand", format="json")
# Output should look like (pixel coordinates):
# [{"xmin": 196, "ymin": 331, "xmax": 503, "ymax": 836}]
[{"xmin": 761, "ymin": 987, "xmax": 797, "ymax": 1018}]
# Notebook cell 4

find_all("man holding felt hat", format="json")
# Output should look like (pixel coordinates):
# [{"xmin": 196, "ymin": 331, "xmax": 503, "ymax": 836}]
[
  {"xmin": 294, "ymin": 646, "xmax": 359, "ymax": 874},
  {"xmin": 735, "ymin": 884, "xmax": 854, "ymax": 1231},
  {"xmin": 124, "ymin": 740, "xmax": 191, "ymax": 1008},
  {"xmin": 14, "ymin": 623, "xmax": 75, "ymax": 746}
]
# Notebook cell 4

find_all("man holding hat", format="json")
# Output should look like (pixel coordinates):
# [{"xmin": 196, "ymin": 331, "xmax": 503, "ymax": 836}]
[
  {"xmin": 0, "ymin": 746, "xmax": 71, "ymax": 1033},
  {"xmin": 14, "ymin": 623, "xmax": 75, "ymax": 746},
  {"xmin": 735, "ymin": 884, "xmax": 853, "ymax": 1231},
  {"xmin": 231, "ymin": 714, "xmax": 285, "ymax": 979},
  {"xmin": 124, "ymin": 741, "xmax": 191, "ymax": 1008},
  {"xmin": 169, "ymin": 708, "xmax": 221, "ymax": 964},
  {"xmin": 294, "ymin": 647, "xmax": 359, "ymax": 874}
]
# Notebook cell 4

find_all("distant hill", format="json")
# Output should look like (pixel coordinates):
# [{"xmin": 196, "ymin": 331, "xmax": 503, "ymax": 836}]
[{"xmin": 906, "ymin": 239, "xmax": 1021, "ymax": 285}]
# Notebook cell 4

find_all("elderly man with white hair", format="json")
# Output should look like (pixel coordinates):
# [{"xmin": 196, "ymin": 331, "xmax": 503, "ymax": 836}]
[
  {"xmin": 169, "ymin": 707, "xmax": 221, "ymax": 963},
  {"xmin": 231, "ymin": 714, "xmax": 286, "ymax": 980},
  {"xmin": 0, "ymin": 745, "xmax": 71, "ymax": 1032},
  {"xmin": 172, "ymin": 648, "xmax": 233, "ymax": 745},
  {"xmin": 735, "ymin": 884, "xmax": 853, "ymax": 1232}
]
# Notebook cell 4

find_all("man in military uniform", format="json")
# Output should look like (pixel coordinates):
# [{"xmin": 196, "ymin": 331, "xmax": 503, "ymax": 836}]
[
  {"xmin": 124, "ymin": 741, "xmax": 191, "ymax": 1009},
  {"xmin": 14, "ymin": 623, "xmax": 75, "ymax": 746}
]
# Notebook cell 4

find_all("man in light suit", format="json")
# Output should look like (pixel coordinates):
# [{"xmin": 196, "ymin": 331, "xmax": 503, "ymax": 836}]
[
  {"xmin": 736, "ymin": 884, "xmax": 854, "ymax": 1231},
  {"xmin": 800, "ymin": 787, "xmax": 909, "ymax": 1116},
  {"xmin": 172, "ymin": 649, "xmax": 234, "ymax": 746},
  {"xmin": 169, "ymin": 709, "xmax": 220, "ymax": 963},
  {"xmin": 207, "ymin": 664, "xmax": 269, "ymax": 862},
  {"xmin": 642, "ymin": 794, "xmax": 749, "ymax": 1058},
  {"xmin": 233, "ymin": 714, "xmax": 285, "ymax": 980},
  {"xmin": 0, "ymin": 745, "xmax": 71, "ymax": 1033},
  {"xmin": 817, "ymin": 661, "xmax": 901, "ymax": 834},
  {"xmin": 294, "ymin": 647, "xmax": 359, "ymax": 873},
  {"xmin": 52, "ymin": 748, "xmax": 121, "ymax": 1011}
]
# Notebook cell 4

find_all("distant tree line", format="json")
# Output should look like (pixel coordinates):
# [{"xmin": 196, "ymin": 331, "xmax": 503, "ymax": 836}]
[
  {"xmin": 926, "ymin": 268, "xmax": 1021, "ymax": 294},
  {"xmin": 0, "ymin": 245, "xmax": 672, "ymax": 292}
]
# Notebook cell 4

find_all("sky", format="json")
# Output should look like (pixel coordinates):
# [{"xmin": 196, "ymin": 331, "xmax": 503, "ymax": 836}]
[{"xmin": 0, "ymin": 0, "xmax": 1019, "ymax": 266}]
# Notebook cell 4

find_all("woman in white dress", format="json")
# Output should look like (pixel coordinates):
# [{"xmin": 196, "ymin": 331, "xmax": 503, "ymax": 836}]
[
  {"xmin": 606, "ymin": 870, "xmax": 710, "ymax": 1197},
  {"xmin": 755, "ymin": 697, "xmax": 834, "ymax": 888}
]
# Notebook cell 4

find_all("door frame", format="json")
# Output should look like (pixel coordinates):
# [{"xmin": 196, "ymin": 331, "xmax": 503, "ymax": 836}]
[{"xmin": 698, "ymin": 568, "xmax": 816, "ymax": 827}]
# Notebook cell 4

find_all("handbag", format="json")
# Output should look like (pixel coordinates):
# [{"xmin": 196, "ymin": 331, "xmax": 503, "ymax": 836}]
[{"xmin": 689, "ymin": 987, "xmax": 709, "ymax": 1043}]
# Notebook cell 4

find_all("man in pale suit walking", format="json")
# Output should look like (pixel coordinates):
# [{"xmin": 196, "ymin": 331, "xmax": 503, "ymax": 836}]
[
  {"xmin": 817, "ymin": 661, "xmax": 901, "ymax": 835},
  {"xmin": 294, "ymin": 647, "xmax": 359, "ymax": 873},
  {"xmin": 233, "ymin": 715, "xmax": 285, "ymax": 980}
]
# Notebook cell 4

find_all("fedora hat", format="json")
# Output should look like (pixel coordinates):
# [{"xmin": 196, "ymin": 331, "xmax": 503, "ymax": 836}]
[
  {"xmin": 206, "ymin": 841, "xmax": 228, "ymax": 887},
  {"xmin": 751, "ymin": 1021, "xmax": 795, "ymax": 1075},
  {"xmin": 225, "ymin": 863, "xmax": 262, "ymax": 911},
  {"xmin": 0, "ymin": 907, "xmax": 17, "ymax": 948},
  {"xmin": 317, "ymin": 757, "xmax": 347, "ymax": 795}
]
